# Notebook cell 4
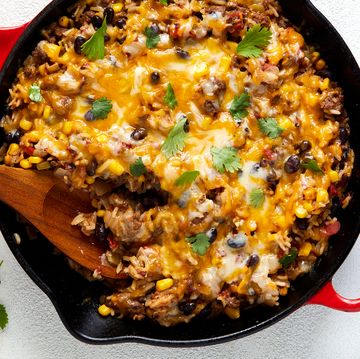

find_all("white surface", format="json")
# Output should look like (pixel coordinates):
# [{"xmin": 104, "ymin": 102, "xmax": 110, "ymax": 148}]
[{"xmin": 1, "ymin": 0, "xmax": 360, "ymax": 358}]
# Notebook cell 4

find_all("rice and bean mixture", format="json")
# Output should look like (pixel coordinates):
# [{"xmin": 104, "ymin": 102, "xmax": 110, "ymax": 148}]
[{"xmin": 0, "ymin": 0, "xmax": 353, "ymax": 326}]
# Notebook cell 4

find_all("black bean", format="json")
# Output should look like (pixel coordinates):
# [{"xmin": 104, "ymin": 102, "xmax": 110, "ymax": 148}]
[
  {"xmin": 246, "ymin": 254, "xmax": 259, "ymax": 267},
  {"xmin": 91, "ymin": 15, "xmax": 103, "ymax": 29},
  {"xmin": 198, "ymin": 304, "xmax": 212, "ymax": 319},
  {"xmin": 252, "ymin": 163, "xmax": 260, "ymax": 172},
  {"xmin": 115, "ymin": 17, "xmax": 127, "ymax": 29},
  {"xmin": 298, "ymin": 140, "xmax": 312, "ymax": 153},
  {"xmin": 227, "ymin": 233, "xmax": 247, "ymax": 248},
  {"xmin": 5, "ymin": 129, "xmax": 21, "ymax": 144},
  {"xmin": 184, "ymin": 119, "xmax": 190, "ymax": 133},
  {"xmin": 86, "ymin": 159, "xmax": 98, "ymax": 176},
  {"xmin": 103, "ymin": 7, "xmax": 114, "ymax": 23},
  {"xmin": 175, "ymin": 47, "xmax": 190, "ymax": 59},
  {"xmin": 149, "ymin": 23, "xmax": 160, "ymax": 34},
  {"xmin": 131, "ymin": 127, "xmax": 147, "ymax": 141},
  {"xmin": 74, "ymin": 36, "xmax": 86, "ymax": 54},
  {"xmin": 266, "ymin": 169, "xmax": 277, "ymax": 184},
  {"xmin": 295, "ymin": 218, "xmax": 309, "ymax": 230},
  {"xmin": 178, "ymin": 301, "xmax": 196, "ymax": 315},
  {"xmin": 339, "ymin": 127, "xmax": 348, "ymax": 144},
  {"xmin": 284, "ymin": 155, "xmax": 300, "ymax": 174},
  {"xmin": 331, "ymin": 196, "xmax": 341, "ymax": 215},
  {"xmin": 85, "ymin": 110, "xmax": 95, "ymax": 121},
  {"xmin": 117, "ymin": 36, "xmax": 126, "ymax": 44},
  {"xmin": 95, "ymin": 218, "xmax": 108, "ymax": 241},
  {"xmin": 260, "ymin": 158, "xmax": 268, "ymax": 167},
  {"xmin": 206, "ymin": 228, "xmax": 217, "ymax": 243},
  {"xmin": 150, "ymin": 71, "xmax": 160, "ymax": 84},
  {"xmin": 104, "ymin": 33, "xmax": 110, "ymax": 42}
]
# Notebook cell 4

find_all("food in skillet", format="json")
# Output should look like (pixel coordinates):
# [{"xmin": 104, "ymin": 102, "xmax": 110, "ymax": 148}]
[{"xmin": 0, "ymin": 0, "xmax": 353, "ymax": 326}]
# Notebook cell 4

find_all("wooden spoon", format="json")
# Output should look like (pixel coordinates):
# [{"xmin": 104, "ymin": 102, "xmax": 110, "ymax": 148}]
[{"xmin": 0, "ymin": 166, "xmax": 122, "ymax": 279}]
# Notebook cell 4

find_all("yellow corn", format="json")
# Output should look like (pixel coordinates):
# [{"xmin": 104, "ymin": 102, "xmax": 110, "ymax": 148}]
[
  {"xmin": 59, "ymin": 16, "xmax": 69, "ymax": 28},
  {"xmin": 219, "ymin": 56, "xmax": 231, "ymax": 73},
  {"xmin": 28, "ymin": 131, "xmax": 41, "ymax": 142},
  {"xmin": 43, "ymin": 105, "xmax": 51, "ymax": 120},
  {"xmin": 315, "ymin": 59, "xmax": 326, "ymax": 70},
  {"xmin": 274, "ymin": 216, "xmax": 286, "ymax": 228},
  {"xmin": 306, "ymin": 93, "xmax": 319, "ymax": 107},
  {"xmin": 28, "ymin": 156, "xmax": 43, "ymax": 164},
  {"xmin": 303, "ymin": 201, "xmax": 313, "ymax": 212},
  {"xmin": 247, "ymin": 220, "xmax": 257, "ymax": 232},
  {"xmin": 224, "ymin": 307, "xmax": 240, "ymax": 320},
  {"xmin": 19, "ymin": 119, "xmax": 32, "ymax": 131},
  {"xmin": 156, "ymin": 278, "xmax": 174, "ymax": 291},
  {"xmin": 278, "ymin": 116, "xmax": 293, "ymax": 130},
  {"xmin": 97, "ymin": 134, "xmax": 108, "ymax": 143},
  {"xmin": 108, "ymin": 160, "xmax": 124, "ymax": 176},
  {"xmin": 320, "ymin": 78, "xmax": 330, "ymax": 91},
  {"xmin": 97, "ymin": 210, "xmax": 106, "ymax": 217},
  {"xmin": 316, "ymin": 188, "xmax": 329, "ymax": 204},
  {"xmin": 295, "ymin": 205, "xmax": 308, "ymax": 219},
  {"xmin": 98, "ymin": 304, "xmax": 111, "ymax": 317},
  {"xmin": 86, "ymin": 176, "xmax": 95, "ymax": 184},
  {"xmin": 7, "ymin": 143, "xmax": 19, "ymax": 155},
  {"xmin": 329, "ymin": 170, "xmax": 339, "ymax": 183},
  {"xmin": 193, "ymin": 62, "xmax": 209, "ymax": 79},
  {"xmin": 62, "ymin": 121, "xmax": 73, "ymax": 135},
  {"xmin": 299, "ymin": 242, "xmax": 312, "ymax": 257},
  {"xmin": 304, "ymin": 188, "xmax": 316, "ymax": 200},
  {"xmin": 112, "ymin": 3, "xmax": 123, "ymax": 12},
  {"xmin": 43, "ymin": 43, "xmax": 61, "ymax": 61},
  {"xmin": 20, "ymin": 159, "xmax": 32, "ymax": 169},
  {"xmin": 36, "ymin": 161, "xmax": 51, "ymax": 170},
  {"xmin": 200, "ymin": 116, "xmax": 212, "ymax": 130}
]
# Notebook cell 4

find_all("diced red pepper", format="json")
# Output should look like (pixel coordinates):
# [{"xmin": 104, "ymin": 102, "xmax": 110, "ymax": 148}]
[
  {"xmin": 23, "ymin": 146, "xmax": 35, "ymax": 156},
  {"xmin": 322, "ymin": 220, "xmax": 341, "ymax": 236},
  {"xmin": 263, "ymin": 148, "xmax": 276, "ymax": 161},
  {"xmin": 108, "ymin": 235, "xmax": 118, "ymax": 251},
  {"xmin": 328, "ymin": 184, "xmax": 338, "ymax": 197}
]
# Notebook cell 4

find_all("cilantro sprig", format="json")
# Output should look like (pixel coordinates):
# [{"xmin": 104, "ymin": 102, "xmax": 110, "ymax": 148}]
[
  {"xmin": 279, "ymin": 248, "xmax": 298, "ymax": 268},
  {"xmin": 159, "ymin": 0, "xmax": 168, "ymax": 4},
  {"xmin": 236, "ymin": 25, "xmax": 272, "ymax": 58},
  {"xmin": 163, "ymin": 83, "xmax": 178, "ymax": 109},
  {"xmin": 29, "ymin": 84, "xmax": 43, "ymax": 103},
  {"xmin": 81, "ymin": 17, "xmax": 107, "ymax": 60},
  {"xmin": 86, "ymin": 97, "xmax": 112, "ymax": 120},
  {"xmin": 186, "ymin": 233, "xmax": 211, "ymax": 256},
  {"xmin": 0, "ymin": 260, "xmax": 8, "ymax": 331},
  {"xmin": 301, "ymin": 159, "xmax": 324, "ymax": 175},
  {"xmin": 257, "ymin": 118, "xmax": 283, "ymax": 139},
  {"xmin": 145, "ymin": 26, "xmax": 160, "ymax": 49},
  {"xmin": 175, "ymin": 170, "xmax": 200, "ymax": 186},
  {"xmin": 161, "ymin": 116, "xmax": 188, "ymax": 158},
  {"xmin": 249, "ymin": 188, "xmax": 265, "ymax": 208},
  {"xmin": 230, "ymin": 92, "xmax": 250, "ymax": 120},
  {"xmin": 130, "ymin": 157, "xmax": 147, "ymax": 177},
  {"xmin": 211, "ymin": 146, "xmax": 241, "ymax": 174}
]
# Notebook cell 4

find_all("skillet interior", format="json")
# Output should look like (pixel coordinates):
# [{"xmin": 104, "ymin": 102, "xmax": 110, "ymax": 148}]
[{"xmin": 0, "ymin": 0, "xmax": 359, "ymax": 345}]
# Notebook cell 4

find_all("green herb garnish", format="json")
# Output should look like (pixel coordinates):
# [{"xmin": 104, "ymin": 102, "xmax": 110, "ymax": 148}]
[
  {"xmin": 0, "ymin": 304, "xmax": 8, "ymax": 331},
  {"xmin": 160, "ymin": 0, "xmax": 168, "ymax": 4},
  {"xmin": 81, "ymin": 17, "xmax": 107, "ymax": 60},
  {"xmin": 175, "ymin": 170, "xmax": 200, "ymax": 186},
  {"xmin": 257, "ymin": 118, "xmax": 284, "ymax": 139},
  {"xmin": 163, "ymin": 83, "xmax": 178, "ymax": 109},
  {"xmin": 161, "ymin": 116, "xmax": 187, "ymax": 158},
  {"xmin": 88, "ymin": 97, "xmax": 112, "ymax": 120},
  {"xmin": 279, "ymin": 248, "xmax": 298, "ymax": 268},
  {"xmin": 211, "ymin": 146, "xmax": 241, "ymax": 174},
  {"xmin": 130, "ymin": 157, "xmax": 147, "ymax": 177},
  {"xmin": 145, "ymin": 26, "xmax": 160, "ymax": 49},
  {"xmin": 301, "ymin": 159, "xmax": 324, "ymax": 175},
  {"xmin": 230, "ymin": 92, "xmax": 251, "ymax": 120},
  {"xmin": 236, "ymin": 25, "xmax": 272, "ymax": 58},
  {"xmin": 186, "ymin": 233, "xmax": 211, "ymax": 256},
  {"xmin": 249, "ymin": 188, "xmax": 265, "ymax": 208},
  {"xmin": 28, "ymin": 84, "xmax": 43, "ymax": 102}
]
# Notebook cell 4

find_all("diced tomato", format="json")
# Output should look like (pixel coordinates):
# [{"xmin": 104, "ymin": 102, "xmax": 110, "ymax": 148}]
[
  {"xmin": 322, "ymin": 220, "xmax": 341, "ymax": 236},
  {"xmin": 263, "ymin": 148, "xmax": 276, "ymax": 161},
  {"xmin": 329, "ymin": 184, "xmax": 338, "ymax": 197},
  {"xmin": 23, "ymin": 146, "xmax": 35, "ymax": 155},
  {"xmin": 108, "ymin": 236, "xmax": 118, "ymax": 251}
]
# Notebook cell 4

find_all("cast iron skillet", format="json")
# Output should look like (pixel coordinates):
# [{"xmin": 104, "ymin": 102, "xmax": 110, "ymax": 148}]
[{"xmin": 0, "ymin": 0, "xmax": 360, "ymax": 346}]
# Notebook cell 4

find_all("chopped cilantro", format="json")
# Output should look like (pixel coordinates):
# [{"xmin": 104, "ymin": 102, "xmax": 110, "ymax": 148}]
[
  {"xmin": 163, "ymin": 83, "xmax": 178, "ymax": 109},
  {"xmin": 161, "ymin": 116, "xmax": 187, "ymax": 158},
  {"xmin": 257, "ymin": 118, "xmax": 284, "ymax": 139},
  {"xmin": 236, "ymin": 25, "xmax": 272, "ymax": 58},
  {"xmin": 175, "ymin": 170, "xmax": 200, "ymax": 186},
  {"xmin": 210, "ymin": 146, "xmax": 241, "ymax": 174},
  {"xmin": 249, "ymin": 188, "xmax": 265, "ymax": 208},
  {"xmin": 87, "ymin": 97, "xmax": 112, "ymax": 120},
  {"xmin": 130, "ymin": 157, "xmax": 147, "ymax": 177},
  {"xmin": 186, "ymin": 233, "xmax": 211, "ymax": 256},
  {"xmin": 28, "ymin": 84, "xmax": 43, "ymax": 103},
  {"xmin": 279, "ymin": 248, "xmax": 298, "ymax": 268},
  {"xmin": 301, "ymin": 159, "xmax": 324, "ymax": 175},
  {"xmin": 145, "ymin": 26, "xmax": 160, "ymax": 49},
  {"xmin": 0, "ymin": 304, "xmax": 8, "ymax": 331},
  {"xmin": 230, "ymin": 92, "xmax": 251, "ymax": 120},
  {"xmin": 160, "ymin": 0, "xmax": 168, "ymax": 4},
  {"xmin": 81, "ymin": 17, "xmax": 107, "ymax": 60}
]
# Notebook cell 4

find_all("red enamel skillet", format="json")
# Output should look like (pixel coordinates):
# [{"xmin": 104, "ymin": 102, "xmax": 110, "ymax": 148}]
[{"xmin": 0, "ymin": 0, "xmax": 360, "ymax": 346}]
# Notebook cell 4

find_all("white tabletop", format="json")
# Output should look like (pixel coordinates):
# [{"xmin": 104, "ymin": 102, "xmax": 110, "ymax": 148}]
[{"xmin": 1, "ymin": 0, "xmax": 360, "ymax": 358}]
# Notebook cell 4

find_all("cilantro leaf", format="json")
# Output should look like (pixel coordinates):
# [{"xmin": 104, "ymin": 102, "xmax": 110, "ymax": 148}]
[
  {"xmin": 210, "ymin": 146, "xmax": 241, "ymax": 174},
  {"xmin": 161, "ymin": 116, "xmax": 187, "ymax": 158},
  {"xmin": 160, "ymin": 0, "xmax": 168, "ymax": 4},
  {"xmin": 130, "ymin": 157, "xmax": 147, "ymax": 177},
  {"xmin": 236, "ymin": 25, "xmax": 272, "ymax": 58},
  {"xmin": 28, "ymin": 84, "xmax": 43, "ymax": 102},
  {"xmin": 257, "ymin": 118, "xmax": 284, "ymax": 139},
  {"xmin": 0, "ymin": 260, "xmax": 3, "ymax": 267},
  {"xmin": 301, "ymin": 159, "xmax": 324, "ymax": 175},
  {"xmin": 175, "ymin": 170, "xmax": 200, "ymax": 186},
  {"xmin": 87, "ymin": 97, "xmax": 112, "ymax": 120},
  {"xmin": 279, "ymin": 248, "xmax": 298, "ymax": 268},
  {"xmin": 249, "ymin": 188, "xmax": 265, "ymax": 208},
  {"xmin": 145, "ymin": 26, "xmax": 160, "ymax": 49},
  {"xmin": 230, "ymin": 92, "xmax": 251, "ymax": 120},
  {"xmin": 81, "ymin": 17, "xmax": 107, "ymax": 60},
  {"xmin": 0, "ymin": 304, "xmax": 8, "ymax": 331},
  {"xmin": 163, "ymin": 83, "xmax": 178, "ymax": 109},
  {"xmin": 186, "ymin": 233, "xmax": 211, "ymax": 256}
]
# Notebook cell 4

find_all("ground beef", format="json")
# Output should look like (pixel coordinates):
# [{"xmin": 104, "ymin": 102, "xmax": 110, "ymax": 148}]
[
  {"xmin": 225, "ymin": 9, "xmax": 246, "ymax": 35},
  {"xmin": 203, "ymin": 99, "xmax": 220, "ymax": 116},
  {"xmin": 250, "ymin": 11, "xmax": 271, "ymax": 27},
  {"xmin": 320, "ymin": 88, "xmax": 344, "ymax": 115},
  {"xmin": 31, "ymin": 46, "xmax": 49, "ymax": 66},
  {"xmin": 200, "ymin": 77, "xmax": 226, "ymax": 97}
]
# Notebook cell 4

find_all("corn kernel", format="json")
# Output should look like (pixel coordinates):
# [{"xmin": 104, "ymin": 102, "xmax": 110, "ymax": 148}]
[
  {"xmin": 320, "ymin": 78, "xmax": 330, "ymax": 91},
  {"xmin": 312, "ymin": 51, "xmax": 320, "ymax": 61},
  {"xmin": 20, "ymin": 159, "xmax": 32, "ymax": 169},
  {"xmin": 28, "ymin": 156, "xmax": 43, "ymax": 164},
  {"xmin": 315, "ymin": 59, "xmax": 326, "ymax": 70},
  {"xmin": 28, "ymin": 131, "xmax": 41, "ymax": 142},
  {"xmin": 224, "ymin": 307, "xmax": 240, "ymax": 320},
  {"xmin": 97, "ymin": 134, "xmax": 108, "ymax": 143},
  {"xmin": 295, "ymin": 206, "xmax": 308, "ymax": 219},
  {"xmin": 278, "ymin": 116, "xmax": 293, "ymax": 130},
  {"xmin": 86, "ymin": 176, "xmax": 95, "ymax": 184},
  {"xmin": 306, "ymin": 93, "xmax": 319, "ymax": 107},
  {"xmin": 108, "ymin": 160, "xmax": 124, "ymax": 176},
  {"xmin": 247, "ymin": 220, "xmax": 257, "ymax": 231},
  {"xmin": 156, "ymin": 278, "xmax": 174, "ymax": 291},
  {"xmin": 303, "ymin": 201, "xmax": 313, "ymax": 212},
  {"xmin": 62, "ymin": 121, "xmax": 73, "ymax": 135},
  {"xmin": 36, "ymin": 161, "xmax": 51, "ymax": 170},
  {"xmin": 98, "ymin": 304, "xmax": 111, "ymax": 317},
  {"xmin": 97, "ymin": 210, "xmax": 106, "ymax": 217},
  {"xmin": 329, "ymin": 170, "xmax": 339, "ymax": 183},
  {"xmin": 43, "ymin": 43, "xmax": 61, "ymax": 61},
  {"xmin": 201, "ymin": 116, "xmax": 212, "ymax": 130},
  {"xmin": 219, "ymin": 56, "xmax": 231, "ymax": 72},
  {"xmin": 7, "ymin": 143, "xmax": 19, "ymax": 155},
  {"xmin": 43, "ymin": 105, "xmax": 51, "ymax": 120},
  {"xmin": 19, "ymin": 119, "xmax": 32, "ymax": 131},
  {"xmin": 59, "ymin": 16, "xmax": 69, "ymax": 28},
  {"xmin": 304, "ymin": 188, "xmax": 315, "ymax": 200},
  {"xmin": 299, "ymin": 242, "xmax": 312, "ymax": 257},
  {"xmin": 193, "ymin": 62, "xmax": 209, "ymax": 79},
  {"xmin": 112, "ymin": 3, "xmax": 123, "ymax": 12},
  {"xmin": 274, "ymin": 216, "xmax": 286, "ymax": 228},
  {"xmin": 316, "ymin": 188, "xmax": 329, "ymax": 204}
]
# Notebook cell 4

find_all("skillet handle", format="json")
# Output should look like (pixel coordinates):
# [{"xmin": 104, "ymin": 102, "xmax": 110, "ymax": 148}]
[
  {"xmin": 0, "ymin": 23, "xmax": 29, "ymax": 71},
  {"xmin": 308, "ymin": 281, "xmax": 360, "ymax": 312}
]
